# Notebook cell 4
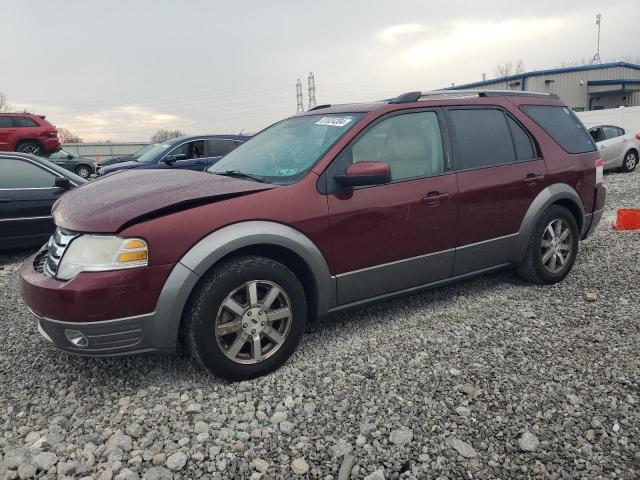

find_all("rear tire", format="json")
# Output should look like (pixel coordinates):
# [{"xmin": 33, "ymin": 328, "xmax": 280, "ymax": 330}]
[
  {"xmin": 75, "ymin": 165, "xmax": 92, "ymax": 178},
  {"xmin": 621, "ymin": 150, "xmax": 638, "ymax": 173},
  {"xmin": 182, "ymin": 255, "xmax": 307, "ymax": 381},
  {"xmin": 16, "ymin": 141, "xmax": 42, "ymax": 156},
  {"xmin": 517, "ymin": 205, "xmax": 579, "ymax": 285}
]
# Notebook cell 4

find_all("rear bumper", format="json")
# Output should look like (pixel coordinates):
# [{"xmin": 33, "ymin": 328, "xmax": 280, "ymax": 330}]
[
  {"xmin": 31, "ymin": 308, "xmax": 169, "ymax": 356},
  {"xmin": 582, "ymin": 185, "xmax": 607, "ymax": 238},
  {"xmin": 42, "ymin": 138, "xmax": 61, "ymax": 154}
]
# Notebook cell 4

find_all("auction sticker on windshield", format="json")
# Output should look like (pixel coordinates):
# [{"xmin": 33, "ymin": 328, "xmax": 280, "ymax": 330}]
[{"xmin": 315, "ymin": 117, "xmax": 353, "ymax": 127}]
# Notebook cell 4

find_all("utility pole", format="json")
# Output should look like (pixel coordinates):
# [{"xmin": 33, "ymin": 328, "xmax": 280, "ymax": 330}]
[
  {"xmin": 590, "ymin": 14, "xmax": 602, "ymax": 65},
  {"xmin": 296, "ymin": 79, "xmax": 304, "ymax": 114},
  {"xmin": 308, "ymin": 72, "xmax": 317, "ymax": 110}
]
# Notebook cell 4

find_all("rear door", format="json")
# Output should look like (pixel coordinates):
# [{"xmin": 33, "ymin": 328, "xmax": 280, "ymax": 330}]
[
  {"xmin": 0, "ymin": 157, "xmax": 63, "ymax": 248},
  {"xmin": 0, "ymin": 116, "xmax": 15, "ymax": 151},
  {"xmin": 600, "ymin": 125, "xmax": 627, "ymax": 168},
  {"xmin": 325, "ymin": 109, "xmax": 458, "ymax": 305},
  {"xmin": 447, "ymin": 107, "xmax": 546, "ymax": 275}
]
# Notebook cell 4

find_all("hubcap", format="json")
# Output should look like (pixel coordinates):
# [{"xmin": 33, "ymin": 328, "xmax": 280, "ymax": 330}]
[
  {"xmin": 625, "ymin": 153, "xmax": 637, "ymax": 169},
  {"xmin": 78, "ymin": 167, "xmax": 90, "ymax": 177},
  {"xmin": 541, "ymin": 219, "xmax": 573, "ymax": 274},
  {"xmin": 215, "ymin": 280, "xmax": 292, "ymax": 364}
]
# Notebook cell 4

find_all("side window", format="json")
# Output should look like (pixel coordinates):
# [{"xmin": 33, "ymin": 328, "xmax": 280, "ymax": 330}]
[
  {"xmin": 206, "ymin": 139, "xmax": 237, "ymax": 157},
  {"xmin": 0, "ymin": 117, "xmax": 12, "ymax": 128},
  {"xmin": 12, "ymin": 117, "xmax": 38, "ymax": 127},
  {"xmin": 602, "ymin": 126, "xmax": 622, "ymax": 140},
  {"xmin": 521, "ymin": 105, "xmax": 596, "ymax": 154},
  {"xmin": 349, "ymin": 111, "xmax": 445, "ymax": 181},
  {"xmin": 506, "ymin": 115, "xmax": 536, "ymax": 161},
  {"xmin": 0, "ymin": 159, "xmax": 56, "ymax": 189},
  {"xmin": 190, "ymin": 140, "xmax": 205, "ymax": 158},
  {"xmin": 618, "ymin": 127, "xmax": 625, "ymax": 136},
  {"xmin": 167, "ymin": 143, "xmax": 189, "ymax": 159},
  {"xmin": 589, "ymin": 128, "xmax": 603, "ymax": 143},
  {"xmin": 449, "ymin": 109, "xmax": 515, "ymax": 170}
]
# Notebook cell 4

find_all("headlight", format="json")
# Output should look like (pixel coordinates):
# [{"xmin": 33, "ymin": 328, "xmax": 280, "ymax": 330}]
[{"xmin": 56, "ymin": 235, "xmax": 148, "ymax": 280}]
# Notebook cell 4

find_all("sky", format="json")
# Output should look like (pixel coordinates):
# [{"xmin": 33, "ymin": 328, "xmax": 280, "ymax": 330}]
[{"xmin": 1, "ymin": 0, "xmax": 639, "ymax": 142}]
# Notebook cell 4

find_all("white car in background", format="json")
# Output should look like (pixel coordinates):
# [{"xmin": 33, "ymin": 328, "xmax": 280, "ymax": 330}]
[{"xmin": 586, "ymin": 124, "xmax": 639, "ymax": 173}]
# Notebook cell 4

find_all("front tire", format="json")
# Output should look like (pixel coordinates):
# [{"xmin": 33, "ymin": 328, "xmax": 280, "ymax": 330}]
[
  {"xmin": 621, "ymin": 150, "xmax": 638, "ymax": 173},
  {"xmin": 183, "ymin": 255, "xmax": 307, "ymax": 381},
  {"xmin": 517, "ymin": 205, "xmax": 580, "ymax": 285},
  {"xmin": 16, "ymin": 141, "xmax": 42, "ymax": 156}
]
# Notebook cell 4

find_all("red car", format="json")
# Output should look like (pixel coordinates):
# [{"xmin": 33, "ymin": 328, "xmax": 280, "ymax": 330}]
[
  {"xmin": 20, "ymin": 90, "xmax": 605, "ymax": 380},
  {"xmin": 0, "ymin": 113, "xmax": 61, "ymax": 156}
]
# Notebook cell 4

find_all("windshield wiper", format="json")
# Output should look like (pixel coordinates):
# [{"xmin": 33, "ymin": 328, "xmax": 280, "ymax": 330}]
[{"xmin": 211, "ymin": 170, "xmax": 272, "ymax": 184}]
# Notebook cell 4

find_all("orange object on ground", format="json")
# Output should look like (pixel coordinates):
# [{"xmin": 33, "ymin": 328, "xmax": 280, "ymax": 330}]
[{"xmin": 613, "ymin": 209, "xmax": 640, "ymax": 230}]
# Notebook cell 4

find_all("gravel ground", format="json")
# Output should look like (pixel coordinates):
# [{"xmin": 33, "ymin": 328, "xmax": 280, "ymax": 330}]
[{"xmin": 1, "ymin": 171, "xmax": 639, "ymax": 480}]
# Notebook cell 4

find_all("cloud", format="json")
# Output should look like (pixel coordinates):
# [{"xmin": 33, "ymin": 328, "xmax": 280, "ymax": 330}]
[
  {"xmin": 377, "ymin": 23, "xmax": 425, "ymax": 44},
  {"xmin": 62, "ymin": 105, "xmax": 188, "ymax": 141},
  {"xmin": 381, "ymin": 18, "xmax": 565, "ymax": 68}
]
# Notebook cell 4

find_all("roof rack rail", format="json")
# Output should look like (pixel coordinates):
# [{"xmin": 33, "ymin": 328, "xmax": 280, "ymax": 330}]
[
  {"xmin": 390, "ymin": 89, "xmax": 559, "ymax": 103},
  {"xmin": 308, "ymin": 104, "xmax": 331, "ymax": 111}
]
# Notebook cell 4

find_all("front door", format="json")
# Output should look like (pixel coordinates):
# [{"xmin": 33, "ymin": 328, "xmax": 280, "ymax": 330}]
[
  {"xmin": 446, "ymin": 107, "xmax": 547, "ymax": 275},
  {"xmin": 324, "ymin": 110, "xmax": 458, "ymax": 305},
  {"xmin": 161, "ymin": 140, "xmax": 209, "ymax": 171},
  {"xmin": 0, "ymin": 157, "xmax": 61, "ymax": 248}
]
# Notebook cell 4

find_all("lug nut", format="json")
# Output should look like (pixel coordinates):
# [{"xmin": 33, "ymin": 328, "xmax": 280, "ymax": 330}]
[
  {"xmin": 251, "ymin": 329, "xmax": 256, "ymax": 334},
  {"xmin": 243, "ymin": 323, "xmax": 248, "ymax": 328},
  {"xmin": 258, "ymin": 310, "xmax": 263, "ymax": 315},
  {"xmin": 261, "ymin": 321, "xmax": 265, "ymax": 326}
]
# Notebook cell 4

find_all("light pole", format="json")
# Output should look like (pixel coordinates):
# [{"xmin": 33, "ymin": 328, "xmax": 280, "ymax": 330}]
[{"xmin": 590, "ymin": 14, "xmax": 602, "ymax": 65}]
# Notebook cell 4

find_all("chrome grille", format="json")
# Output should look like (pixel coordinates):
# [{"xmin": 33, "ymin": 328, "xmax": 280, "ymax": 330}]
[{"xmin": 43, "ymin": 228, "xmax": 78, "ymax": 277}]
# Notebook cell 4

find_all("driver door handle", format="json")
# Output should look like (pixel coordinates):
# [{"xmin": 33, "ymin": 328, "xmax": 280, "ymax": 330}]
[{"xmin": 422, "ymin": 191, "xmax": 450, "ymax": 207}]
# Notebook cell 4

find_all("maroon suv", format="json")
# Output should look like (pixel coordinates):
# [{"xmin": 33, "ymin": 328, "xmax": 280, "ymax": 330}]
[
  {"xmin": 20, "ymin": 90, "xmax": 606, "ymax": 380},
  {"xmin": 0, "ymin": 113, "xmax": 61, "ymax": 155}
]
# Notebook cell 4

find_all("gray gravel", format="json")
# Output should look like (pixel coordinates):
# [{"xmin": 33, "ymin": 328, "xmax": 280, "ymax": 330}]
[{"xmin": 1, "ymin": 171, "xmax": 639, "ymax": 479}]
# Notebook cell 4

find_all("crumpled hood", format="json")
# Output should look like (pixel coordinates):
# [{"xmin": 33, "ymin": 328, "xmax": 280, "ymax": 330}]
[{"xmin": 53, "ymin": 169, "xmax": 277, "ymax": 232}]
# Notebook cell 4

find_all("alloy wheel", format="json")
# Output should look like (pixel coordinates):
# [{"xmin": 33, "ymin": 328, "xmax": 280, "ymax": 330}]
[
  {"xmin": 21, "ymin": 145, "xmax": 41, "ymax": 155},
  {"xmin": 541, "ymin": 219, "xmax": 573, "ymax": 274},
  {"xmin": 625, "ymin": 152, "xmax": 637, "ymax": 170},
  {"xmin": 77, "ymin": 166, "xmax": 90, "ymax": 178},
  {"xmin": 215, "ymin": 280, "xmax": 292, "ymax": 364}
]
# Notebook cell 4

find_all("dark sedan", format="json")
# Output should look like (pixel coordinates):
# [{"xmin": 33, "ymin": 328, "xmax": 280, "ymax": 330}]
[
  {"xmin": 98, "ymin": 143, "xmax": 156, "ymax": 167},
  {"xmin": 48, "ymin": 148, "xmax": 97, "ymax": 178},
  {"xmin": 0, "ymin": 153, "xmax": 86, "ymax": 250},
  {"xmin": 97, "ymin": 135, "xmax": 251, "ymax": 176}
]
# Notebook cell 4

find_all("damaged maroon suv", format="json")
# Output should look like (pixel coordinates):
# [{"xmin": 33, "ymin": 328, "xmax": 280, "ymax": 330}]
[{"xmin": 21, "ymin": 90, "xmax": 606, "ymax": 380}]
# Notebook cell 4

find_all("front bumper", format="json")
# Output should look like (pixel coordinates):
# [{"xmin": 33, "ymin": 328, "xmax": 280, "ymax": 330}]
[{"xmin": 31, "ymin": 308, "xmax": 166, "ymax": 356}]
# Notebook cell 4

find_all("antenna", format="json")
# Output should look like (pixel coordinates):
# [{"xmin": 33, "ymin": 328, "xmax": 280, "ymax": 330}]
[
  {"xmin": 308, "ymin": 72, "xmax": 317, "ymax": 110},
  {"xmin": 590, "ymin": 14, "xmax": 602, "ymax": 65},
  {"xmin": 296, "ymin": 79, "xmax": 304, "ymax": 114}
]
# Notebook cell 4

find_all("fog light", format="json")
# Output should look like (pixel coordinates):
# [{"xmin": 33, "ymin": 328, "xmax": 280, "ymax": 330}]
[{"xmin": 64, "ymin": 329, "xmax": 89, "ymax": 348}]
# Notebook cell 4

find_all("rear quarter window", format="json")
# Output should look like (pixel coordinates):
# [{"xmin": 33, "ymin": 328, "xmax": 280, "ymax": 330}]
[
  {"xmin": 12, "ymin": 116, "xmax": 39, "ymax": 127},
  {"xmin": 521, "ymin": 105, "xmax": 596, "ymax": 154}
]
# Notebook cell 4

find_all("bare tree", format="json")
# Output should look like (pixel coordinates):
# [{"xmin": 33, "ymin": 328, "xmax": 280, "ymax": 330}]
[
  {"xmin": 150, "ymin": 129, "xmax": 185, "ymax": 143},
  {"xmin": 495, "ymin": 59, "xmax": 526, "ymax": 78},
  {"xmin": 0, "ymin": 92, "xmax": 10, "ymax": 113},
  {"xmin": 57, "ymin": 127, "xmax": 83, "ymax": 144}
]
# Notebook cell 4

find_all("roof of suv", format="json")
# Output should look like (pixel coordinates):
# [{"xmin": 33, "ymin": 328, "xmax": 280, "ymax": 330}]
[{"xmin": 297, "ymin": 90, "xmax": 561, "ymax": 116}]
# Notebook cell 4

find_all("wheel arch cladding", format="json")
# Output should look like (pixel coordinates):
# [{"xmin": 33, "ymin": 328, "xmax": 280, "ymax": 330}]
[
  {"xmin": 516, "ymin": 183, "xmax": 585, "ymax": 260},
  {"xmin": 152, "ymin": 221, "xmax": 335, "ymax": 350}
]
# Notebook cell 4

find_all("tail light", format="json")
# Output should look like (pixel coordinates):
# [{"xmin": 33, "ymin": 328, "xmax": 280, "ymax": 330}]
[
  {"xmin": 595, "ymin": 158, "xmax": 604, "ymax": 185},
  {"xmin": 48, "ymin": 131, "xmax": 58, "ymax": 138},
  {"xmin": 635, "ymin": 132, "xmax": 640, "ymax": 141}
]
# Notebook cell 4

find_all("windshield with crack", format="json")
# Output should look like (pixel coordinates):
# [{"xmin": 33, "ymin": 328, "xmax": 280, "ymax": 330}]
[{"xmin": 208, "ymin": 113, "xmax": 363, "ymax": 183}]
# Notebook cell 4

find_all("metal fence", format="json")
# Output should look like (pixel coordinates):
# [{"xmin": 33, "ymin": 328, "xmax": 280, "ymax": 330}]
[{"xmin": 62, "ymin": 142, "xmax": 149, "ymax": 161}]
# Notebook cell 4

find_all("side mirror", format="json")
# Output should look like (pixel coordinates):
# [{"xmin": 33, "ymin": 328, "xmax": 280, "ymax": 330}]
[
  {"xmin": 334, "ymin": 161, "xmax": 391, "ymax": 187},
  {"xmin": 161, "ymin": 155, "xmax": 176, "ymax": 164},
  {"xmin": 55, "ymin": 177, "xmax": 71, "ymax": 190}
]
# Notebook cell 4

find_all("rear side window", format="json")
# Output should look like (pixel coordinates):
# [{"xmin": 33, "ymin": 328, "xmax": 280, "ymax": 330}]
[
  {"xmin": 506, "ymin": 116, "xmax": 536, "ymax": 161},
  {"xmin": 521, "ymin": 105, "xmax": 595, "ymax": 154},
  {"xmin": 0, "ymin": 117, "xmax": 12, "ymax": 128},
  {"xmin": 12, "ymin": 116, "xmax": 39, "ymax": 127},
  {"xmin": 602, "ymin": 125, "xmax": 623, "ymax": 140},
  {"xmin": 206, "ymin": 139, "xmax": 237, "ymax": 157},
  {"xmin": 448, "ymin": 109, "xmax": 516, "ymax": 170},
  {"xmin": 0, "ymin": 159, "xmax": 56, "ymax": 189}
]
